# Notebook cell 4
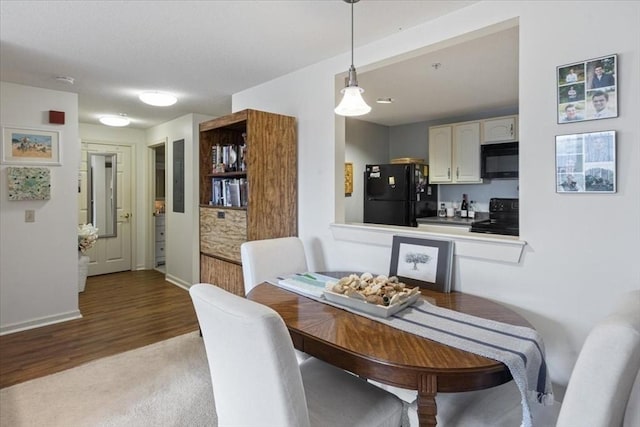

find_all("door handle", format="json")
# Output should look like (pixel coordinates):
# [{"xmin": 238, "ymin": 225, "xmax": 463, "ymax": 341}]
[
  {"xmin": 447, "ymin": 168, "xmax": 451, "ymax": 179},
  {"xmin": 122, "ymin": 213, "xmax": 132, "ymax": 219}
]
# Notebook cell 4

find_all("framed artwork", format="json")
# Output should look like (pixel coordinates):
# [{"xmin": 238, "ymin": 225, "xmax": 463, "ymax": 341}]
[
  {"xmin": 389, "ymin": 235, "xmax": 453, "ymax": 292},
  {"xmin": 7, "ymin": 167, "xmax": 51, "ymax": 200},
  {"xmin": 556, "ymin": 54, "xmax": 617, "ymax": 123},
  {"xmin": 345, "ymin": 162, "xmax": 353, "ymax": 195},
  {"xmin": 2, "ymin": 126, "xmax": 61, "ymax": 165},
  {"xmin": 556, "ymin": 130, "xmax": 616, "ymax": 193}
]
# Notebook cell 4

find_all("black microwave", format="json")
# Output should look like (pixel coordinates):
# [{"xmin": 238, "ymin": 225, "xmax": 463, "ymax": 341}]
[{"xmin": 481, "ymin": 142, "xmax": 518, "ymax": 179}]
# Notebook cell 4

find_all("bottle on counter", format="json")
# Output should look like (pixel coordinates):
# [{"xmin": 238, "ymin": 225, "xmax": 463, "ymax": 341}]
[
  {"xmin": 460, "ymin": 194, "xmax": 468, "ymax": 218},
  {"xmin": 438, "ymin": 203, "xmax": 446, "ymax": 218},
  {"xmin": 468, "ymin": 200, "xmax": 476, "ymax": 219}
]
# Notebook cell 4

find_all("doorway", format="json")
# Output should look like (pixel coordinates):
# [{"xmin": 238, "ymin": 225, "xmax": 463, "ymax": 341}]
[
  {"xmin": 79, "ymin": 141, "xmax": 133, "ymax": 275},
  {"xmin": 152, "ymin": 144, "xmax": 166, "ymax": 273}
]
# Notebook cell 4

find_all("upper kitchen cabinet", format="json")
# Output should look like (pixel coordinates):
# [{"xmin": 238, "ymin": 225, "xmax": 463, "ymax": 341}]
[
  {"xmin": 482, "ymin": 115, "xmax": 518, "ymax": 143},
  {"xmin": 429, "ymin": 121, "xmax": 482, "ymax": 184},
  {"xmin": 428, "ymin": 125, "xmax": 453, "ymax": 182}
]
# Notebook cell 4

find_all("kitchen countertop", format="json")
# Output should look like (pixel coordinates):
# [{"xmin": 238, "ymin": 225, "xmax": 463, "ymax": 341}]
[{"xmin": 418, "ymin": 212, "xmax": 489, "ymax": 227}]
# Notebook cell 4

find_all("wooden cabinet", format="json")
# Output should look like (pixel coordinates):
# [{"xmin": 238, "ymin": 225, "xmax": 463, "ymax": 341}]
[
  {"xmin": 199, "ymin": 109, "xmax": 297, "ymax": 296},
  {"xmin": 428, "ymin": 122, "xmax": 482, "ymax": 184},
  {"xmin": 482, "ymin": 115, "xmax": 518, "ymax": 143}
]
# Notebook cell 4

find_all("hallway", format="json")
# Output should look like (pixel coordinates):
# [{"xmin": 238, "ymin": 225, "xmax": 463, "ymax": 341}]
[{"xmin": 0, "ymin": 270, "xmax": 199, "ymax": 389}]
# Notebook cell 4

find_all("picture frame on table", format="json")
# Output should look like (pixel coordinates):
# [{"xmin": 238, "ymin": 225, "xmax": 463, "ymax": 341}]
[
  {"xmin": 556, "ymin": 130, "xmax": 616, "ymax": 193},
  {"xmin": 389, "ymin": 235, "xmax": 453, "ymax": 293},
  {"xmin": 1, "ymin": 126, "xmax": 61, "ymax": 165},
  {"xmin": 557, "ymin": 54, "xmax": 617, "ymax": 124}
]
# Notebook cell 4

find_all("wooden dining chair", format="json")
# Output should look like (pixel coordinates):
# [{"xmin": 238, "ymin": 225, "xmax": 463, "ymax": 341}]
[
  {"xmin": 405, "ymin": 289, "xmax": 640, "ymax": 426},
  {"xmin": 189, "ymin": 283, "xmax": 404, "ymax": 427},
  {"xmin": 240, "ymin": 236, "xmax": 311, "ymax": 363}
]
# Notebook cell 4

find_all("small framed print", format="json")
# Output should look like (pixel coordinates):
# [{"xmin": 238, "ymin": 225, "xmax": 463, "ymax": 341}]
[
  {"xmin": 2, "ymin": 126, "xmax": 61, "ymax": 165},
  {"xmin": 556, "ymin": 130, "xmax": 616, "ymax": 193},
  {"xmin": 557, "ymin": 54, "xmax": 617, "ymax": 123},
  {"xmin": 7, "ymin": 167, "xmax": 51, "ymax": 200},
  {"xmin": 389, "ymin": 236, "xmax": 453, "ymax": 292},
  {"xmin": 344, "ymin": 162, "xmax": 353, "ymax": 195}
]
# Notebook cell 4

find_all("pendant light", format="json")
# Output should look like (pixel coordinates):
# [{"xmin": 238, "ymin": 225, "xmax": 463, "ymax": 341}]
[{"xmin": 334, "ymin": 0, "xmax": 371, "ymax": 117}]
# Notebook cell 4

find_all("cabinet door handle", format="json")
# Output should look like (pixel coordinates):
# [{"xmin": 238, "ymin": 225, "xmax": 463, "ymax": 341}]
[
  {"xmin": 456, "ymin": 167, "xmax": 460, "ymax": 179},
  {"xmin": 447, "ymin": 168, "xmax": 451, "ymax": 179},
  {"xmin": 510, "ymin": 124, "xmax": 513, "ymax": 137}
]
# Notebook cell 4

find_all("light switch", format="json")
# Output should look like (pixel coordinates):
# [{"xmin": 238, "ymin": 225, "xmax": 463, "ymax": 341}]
[{"xmin": 25, "ymin": 210, "xmax": 35, "ymax": 222}]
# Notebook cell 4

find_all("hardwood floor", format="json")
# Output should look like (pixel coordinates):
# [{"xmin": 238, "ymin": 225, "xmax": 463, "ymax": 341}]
[{"xmin": 0, "ymin": 270, "xmax": 199, "ymax": 389}]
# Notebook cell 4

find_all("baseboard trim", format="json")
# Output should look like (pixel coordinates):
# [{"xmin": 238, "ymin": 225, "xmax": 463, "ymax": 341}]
[
  {"xmin": 0, "ymin": 310, "xmax": 83, "ymax": 336},
  {"xmin": 165, "ymin": 274, "xmax": 191, "ymax": 291}
]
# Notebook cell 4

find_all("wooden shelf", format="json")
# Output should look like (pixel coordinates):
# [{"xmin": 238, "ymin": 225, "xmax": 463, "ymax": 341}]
[
  {"xmin": 200, "ymin": 204, "xmax": 247, "ymax": 211},
  {"xmin": 205, "ymin": 171, "xmax": 247, "ymax": 178}
]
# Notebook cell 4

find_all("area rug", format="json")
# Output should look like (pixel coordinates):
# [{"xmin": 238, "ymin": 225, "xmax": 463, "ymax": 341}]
[{"xmin": 0, "ymin": 332, "xmax": 218, "ymax": 427}]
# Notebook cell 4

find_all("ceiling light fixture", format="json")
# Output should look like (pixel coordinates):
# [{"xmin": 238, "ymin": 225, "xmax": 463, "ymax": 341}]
[
  {"xmin": 99, "ymin": 113, "xmax": 130, "ymax": 127},
  {"xmin": 139, "ymin": 91, "xmax": 177, "ymax": 107},
  {"xmin": 334, "ymin": 0, "xmax": 371, "ymax": 117},
  {"xmin": 55, "ymin": 76, "xmax": 75, "ymax": 85}
]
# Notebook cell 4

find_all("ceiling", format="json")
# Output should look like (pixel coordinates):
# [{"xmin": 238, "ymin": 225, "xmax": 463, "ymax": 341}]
[
  {"xmin": 0, "ymin": 1, "xmax": 516, "ymax": 130},
  {"xmin": 357, "ymin": 25, "xmax": 519, "ymax": 126}
]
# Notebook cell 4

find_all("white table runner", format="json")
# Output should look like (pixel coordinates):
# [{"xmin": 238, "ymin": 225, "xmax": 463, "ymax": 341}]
[{"xmin": 268, "ymin": 277, "xmax": 554, "ymax": 427}]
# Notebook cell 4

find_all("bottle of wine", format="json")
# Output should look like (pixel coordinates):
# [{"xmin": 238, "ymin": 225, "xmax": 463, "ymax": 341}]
[
  {"xmin": 460, "ymin": 194, "xmax": 468, "ymax": 218},
  {"xmin": 468, "ymin": 200, "xmax": 476, "ymax": 219}
]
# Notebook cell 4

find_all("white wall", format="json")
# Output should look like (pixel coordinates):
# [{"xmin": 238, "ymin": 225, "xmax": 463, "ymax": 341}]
[
  {"xmin": 345, "ymin": 119, "xmax": 389, "ymax": 222},
  {"xmin": 233, "ymin": 0, "xmax": 640, "ymax": 394},
  {"xmin": 0, "ymin": 82, "xmax": 81, "ymax": 334},
  {"xmin": 146, "ymin": 113, "xmax": 213, "ymax": 288}
]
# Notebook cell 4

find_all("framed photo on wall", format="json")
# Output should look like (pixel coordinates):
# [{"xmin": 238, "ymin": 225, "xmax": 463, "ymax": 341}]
[
  {"xmin": 556, "ymin": 130, "xmax": 616, "ymax": 193},
  {"xmin": 389, "ymin": 236, "xmax": 453, "ymax": 292},
  {"xmin": 557, "ymin": 54, "xmax": 617, "ymax": 124},
  {"xmin": 2, "ymin": 126, "xmax": 61, "ymax": 165}
]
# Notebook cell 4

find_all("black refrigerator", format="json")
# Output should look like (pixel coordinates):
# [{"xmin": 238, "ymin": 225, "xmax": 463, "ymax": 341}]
[{"xmin": 364, "ymin": 163, "xmax": 438, "ymax": 227}]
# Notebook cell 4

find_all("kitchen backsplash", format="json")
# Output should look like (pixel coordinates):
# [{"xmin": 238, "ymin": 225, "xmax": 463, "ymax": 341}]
[{"xmin": 438, "ymin": 180, "xmax": 519, "ymax": 213}]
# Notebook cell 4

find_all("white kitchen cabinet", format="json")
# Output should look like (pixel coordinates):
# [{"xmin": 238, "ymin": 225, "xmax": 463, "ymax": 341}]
[
  {"xmin": 453, "ymin": 122, "xmax": 482, "ymax": 182},
  {"xmin": 428, "ymin": 125, "xmax": 453, "ymax": 183},
  {"xmin": 155, "ymin": 214, "xmax": 165, "ymax": 266},
  {"xmin": 482, "ymin": 115, "xmax": 518, "ymax": 143},
  {"xmin": 428, "ymin": 122, "xmax": 482, "ymax": 184}
]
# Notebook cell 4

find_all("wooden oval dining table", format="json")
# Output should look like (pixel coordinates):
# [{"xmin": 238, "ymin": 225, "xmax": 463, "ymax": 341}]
[{"xmin": 246, "ymin": 277, "xmax": 532, "ymax": 427}]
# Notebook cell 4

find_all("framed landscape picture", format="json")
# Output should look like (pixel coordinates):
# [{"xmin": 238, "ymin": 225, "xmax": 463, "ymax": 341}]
[
  {"xmin": 557, "ymin": 54, "xmax": 617, "ymax": 123},
  {"xmin": 556, "ymin": 130, "xmax": 616, "ymax": 193},
  {"xmin": 2, "ymin": 126, "xmax": 61, "ymax": 165},
  {"xmin": 389, "ymin": 236, "xmax": 453, "ymax": 292}
]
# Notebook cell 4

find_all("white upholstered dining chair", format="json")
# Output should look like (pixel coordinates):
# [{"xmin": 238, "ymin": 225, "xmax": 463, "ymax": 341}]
[
  {"xmin": 240, "ymin": 236, "xmax": 311, "ymax": 363},
  {"xmin": 240, "ymin": 236, "xmax": 309, "ymax": 295},
  {"xmin": 189, "ymin": 283, "xmax": 404, "ymax": 427},
  {"xmin": 405, "ymin": 289, "xmax": 640, "ymax": 426}
]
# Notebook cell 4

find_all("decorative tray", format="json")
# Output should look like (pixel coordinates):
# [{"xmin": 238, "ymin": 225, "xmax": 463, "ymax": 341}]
[{"xmin": 323, "ymin": 290, "xmax": 420, "ymax": 318}]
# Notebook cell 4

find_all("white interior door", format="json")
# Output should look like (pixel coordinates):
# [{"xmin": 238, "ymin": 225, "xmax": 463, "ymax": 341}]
[{"xmin": 79, "ymin": 142, "xmax": 132, "ymax": 275}]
